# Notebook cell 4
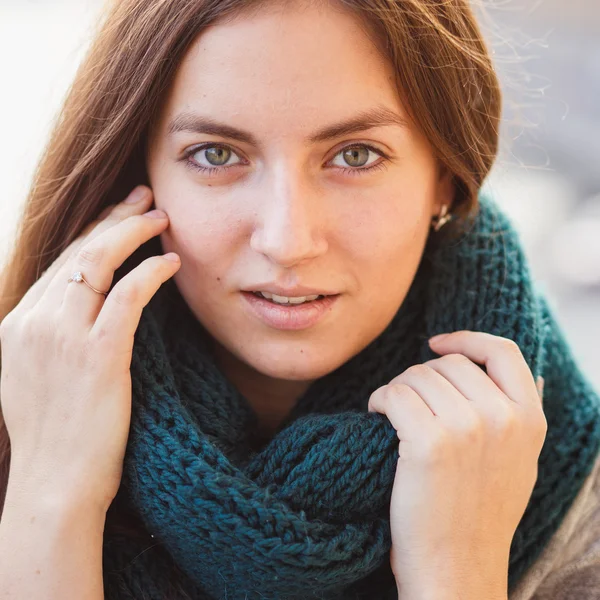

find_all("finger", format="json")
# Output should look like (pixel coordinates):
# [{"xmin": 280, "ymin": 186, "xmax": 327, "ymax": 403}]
[
  {"xmin": 90, "ymin": 253, "xmax": 180, "ymax": 352},
  {"xmin": 424, "ymin": 355, "xmax": 516, "ymax": 429},
  {"xmin": 368, "ymin": 383, "xmax": 436, "ymax": 455},
  {"xmin": 37, "ymin": 187, "xmax": 153, "ymax": 308},
  {"xmin": 57, "ymin": 210, "xmax": 171, "ymax": 326},
  {"xmin": 429, "ymin": 331, "xmax": 538, "ymax": 408},
  {"xmin": 13, "ymin": 186, "xmax": 152, "ymax": 315},
  {"xmin": 48, "ymin": 187, "xmax": 153, "ymax": 290},
  {"xmin": 9, "ymin": 219, "xmax": 101, "ymax": 316},
  {"xmin": 424, "ymin": 353, "xmax": 512, "ymax": 407},
  {"xmin": 386, "ymin": 363, "xmax": 472, "ymax": 423}
]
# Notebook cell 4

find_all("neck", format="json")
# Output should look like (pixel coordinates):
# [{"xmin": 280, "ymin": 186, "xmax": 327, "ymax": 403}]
[{"xmin": 211, "ymin": 340, "xmax": 314, "ymax": 438}]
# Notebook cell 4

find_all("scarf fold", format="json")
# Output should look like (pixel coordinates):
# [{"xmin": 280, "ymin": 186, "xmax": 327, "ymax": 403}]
[{"xmin": 102, "ymin": 190, "xmax": 600, "ymax": 600}]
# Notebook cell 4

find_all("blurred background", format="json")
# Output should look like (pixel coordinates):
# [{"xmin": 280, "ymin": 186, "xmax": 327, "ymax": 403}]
[{"xmin": 1, "ymin": 0, "xmax": 598, "ymax": 388}]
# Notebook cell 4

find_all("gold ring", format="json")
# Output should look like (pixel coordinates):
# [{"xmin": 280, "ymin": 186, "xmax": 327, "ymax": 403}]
[{"xmin": 67, "ymin": 271, "xmax": 109, "ymax": 296}]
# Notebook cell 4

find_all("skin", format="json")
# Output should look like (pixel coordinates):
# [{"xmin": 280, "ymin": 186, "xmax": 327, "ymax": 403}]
[
  {"xmin": 145, "ymin": 1, "xmax": 454, "ymax": 436},
  {"xmin": 1, "ymin": 190, "xmax": 546, "ymax": 598},
  {"xmin": 1, "ymin": 4, "xmax": 547, "ymax": 596},
  {"xmin": 369, "ymin": 332, "xmax": 547, "ymax": 598},
  {"xmin": 147, "ymin": 1, "xmax": 547, "ymax": 595}
]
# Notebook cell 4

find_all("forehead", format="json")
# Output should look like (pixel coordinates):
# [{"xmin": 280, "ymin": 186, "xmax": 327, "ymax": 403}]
[{"xmin": 159, "ymin": 4, "xmax": 402, "ymax": 124}]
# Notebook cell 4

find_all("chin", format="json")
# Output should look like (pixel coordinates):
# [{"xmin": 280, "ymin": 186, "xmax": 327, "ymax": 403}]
[{"xmin": 239, "ymin": 342, "xmax": 346, "ymax": 381}]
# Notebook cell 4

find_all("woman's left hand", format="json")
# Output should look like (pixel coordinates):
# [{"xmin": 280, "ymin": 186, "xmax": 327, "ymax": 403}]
[{"xmin": 367, "ymin": 330, "xmax": 548, "ymax": 600}]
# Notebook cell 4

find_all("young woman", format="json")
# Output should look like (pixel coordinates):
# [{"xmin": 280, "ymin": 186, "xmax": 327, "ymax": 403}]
[{"xmin": 1, "ymin": 1, "xmax": 599, "ymax": 599}]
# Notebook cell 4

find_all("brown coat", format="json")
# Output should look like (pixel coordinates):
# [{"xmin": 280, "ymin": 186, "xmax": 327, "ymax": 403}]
[{"xmin": 510, "ymin": 452, "xmax": 600, "ymax": 599}]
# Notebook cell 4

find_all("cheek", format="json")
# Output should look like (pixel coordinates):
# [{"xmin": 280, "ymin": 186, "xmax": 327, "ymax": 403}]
[
  {"xmin": 348, "ymin": 197, "xmax": 431, "ymax": 304},
  {"xmin": 150, "ymin": 161, "xmax": 245, "ymax": 260},
  {"xmin": 159, "ymin": 190, "xmax": 242, "ymax": 255},
  {"xmin": 158, "ymin": 204, "xmax": 243, "ymax": 293},
  {"xmin": 344, "ymin": 193, "xmax": 431, "ymax": 266}
]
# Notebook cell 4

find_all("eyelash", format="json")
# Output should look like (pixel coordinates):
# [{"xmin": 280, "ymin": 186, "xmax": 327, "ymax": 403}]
[{"xmin": 181, "ymin": 143, "xmax": 391, "ymax": 177}]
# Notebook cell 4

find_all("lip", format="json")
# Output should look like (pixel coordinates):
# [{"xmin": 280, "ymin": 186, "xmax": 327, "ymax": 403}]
[
  {"xmin": 242, "ymin": 283, "xmax": 337, "ymax": 298},
  {"xmin": 242, "ymin": 285, "xmax": 337, "ymax": 297},
  {"xmin": 240, "ymin": 291, "xmax": 340, "ymax": 331}
]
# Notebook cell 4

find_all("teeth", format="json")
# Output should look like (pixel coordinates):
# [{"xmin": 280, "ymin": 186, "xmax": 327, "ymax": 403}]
[{"xmin": 256, "ymin": 291, "xmax": 321, "ymax": 304}]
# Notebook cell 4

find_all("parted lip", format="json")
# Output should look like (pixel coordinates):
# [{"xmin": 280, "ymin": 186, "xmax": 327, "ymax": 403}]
[{"xmin": 242, "ymin": 285, "xmax": 339, "ymax": 297}]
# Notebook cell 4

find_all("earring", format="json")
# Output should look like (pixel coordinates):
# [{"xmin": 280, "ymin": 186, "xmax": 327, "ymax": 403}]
[{"xmin": 431, "ymin": 204, "xmax": 452, "ymax": 232}]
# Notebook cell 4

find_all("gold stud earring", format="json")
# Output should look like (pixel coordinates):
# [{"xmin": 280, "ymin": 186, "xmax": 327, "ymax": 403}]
[{"xmin": 431, "ymin": 204, "xmax": 452, "ymax": 232}]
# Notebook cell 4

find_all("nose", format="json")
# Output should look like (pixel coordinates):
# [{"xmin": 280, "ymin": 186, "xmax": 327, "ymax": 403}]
[{"xmin": 249, "ymin": 171, "xmax": 327, "ymax": 268}]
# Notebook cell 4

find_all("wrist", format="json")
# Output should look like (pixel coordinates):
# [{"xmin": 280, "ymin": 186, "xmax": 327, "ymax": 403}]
[
  {"xmin": 395, "ymin": 574, "xmax": 508, "ymax": 600},
  {"xmin": 394, "ymin": 551, "xmax": 509, "ymax": 600},
  {"xmin": 5, "ymin": 456, "xmax": 113, "ymax": 518},
  {"xmin": 3, "ymin": 475, "xmax": 108, "ymax": 525},
  {"xmin": 396, "ymin": 585, "xmax": 507, "ymax": 600}
]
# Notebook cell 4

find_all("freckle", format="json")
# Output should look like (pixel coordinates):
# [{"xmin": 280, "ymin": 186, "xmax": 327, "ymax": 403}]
[
  {"xmin": 35, "ymin": 569, "xmax": 41, "ymax": 575},
  {"xmin": 30, "ymin": 516, "xmax": 36, "ymax": 524}
]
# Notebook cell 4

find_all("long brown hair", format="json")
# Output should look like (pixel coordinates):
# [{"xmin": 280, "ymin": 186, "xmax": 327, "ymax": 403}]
[{"xmin": 0, "ymin": 0, "xmax": 501, "ymax": 593}]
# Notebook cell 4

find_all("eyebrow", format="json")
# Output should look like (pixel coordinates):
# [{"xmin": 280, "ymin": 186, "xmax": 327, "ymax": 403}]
[{"xmin": 166, "ymin": 105, "xmax": 410, "ymax": 146}]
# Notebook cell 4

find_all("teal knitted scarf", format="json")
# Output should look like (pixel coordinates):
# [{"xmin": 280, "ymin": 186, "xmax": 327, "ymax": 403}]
[{"xmin": 102, "ymin": 191, "xmax": 600, "ymax": 600}]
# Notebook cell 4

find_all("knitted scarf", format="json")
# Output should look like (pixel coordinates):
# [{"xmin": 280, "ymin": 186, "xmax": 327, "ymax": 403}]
[{"xmin": 102, "ymin": 190, "xmax": 600, "ymax": 600}]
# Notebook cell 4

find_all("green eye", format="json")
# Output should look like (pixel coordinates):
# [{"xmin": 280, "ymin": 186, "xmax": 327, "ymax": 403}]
[
  {"xmin": 182, "ymin": 142, "xmax": 390, "ymax": 177},
  {"xmin": 203, "ymin": 146, "xmax": 233, "ymax": 166}
]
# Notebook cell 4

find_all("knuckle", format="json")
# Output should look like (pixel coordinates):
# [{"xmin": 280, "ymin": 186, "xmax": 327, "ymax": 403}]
[
  {"xmin": 444, "ymin": 353, "xmax": 470, "ymax": 366},
  {"xmin": 529, "ymin": 408, "xmax": 548, "ymax": 440},
  {"xmin": 490, "ymin": 405, "xmax": 516, "ymax": 433},
  {"xmin": 419, "ymin": 429, "xmax": 450, "ymax": 461},
  {"xmin": 29, "ymin": 316, "xmax": 81, "ymax": 362},
  {"xmin": 458, "ymin": 414, "xmax": 485, "ymax": 440},
  {"xmin": 112, "ymin": 283, "xmax": 139, "ymax": 306},
  {"xmin": 90, "ymin": 323, "xmax": 111, "ymax": 345},
  {"xmin": 386, "ymin": 383, "xmax": 411, "ymax": 401},
  {"xmin": 371, "ymin": 383, "xmax": 410, "ymax": 411},
  {"xmin": 501, "ymin": 337, "xmax": 522, "ymax": 356},
  {"xmin": 52, "ymin": 325, "xmax": 73, "ymax": 356},
  {"xmin": 77, "ymin": 243, "xmax": 105, "ymax": 267},
  {"xmin": 19, "ymin": 313, "xmax": 44, "ymax": 343},
  {"xmin": 88, "ymin": 325, "xmax": 121, "ymax": 356},
  {"xmin": 367, "ymin": 391, "xmax": 379, "ymax": 412},
  {"xmin": 404, "ymin": 363, "xmax": 431, "ymax": 379}
]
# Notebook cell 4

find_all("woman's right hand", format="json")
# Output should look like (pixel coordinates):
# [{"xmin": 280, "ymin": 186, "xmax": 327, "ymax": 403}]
[{"xmin": 0, "ymin": 185, "xmax": 181, "ymax": 514}]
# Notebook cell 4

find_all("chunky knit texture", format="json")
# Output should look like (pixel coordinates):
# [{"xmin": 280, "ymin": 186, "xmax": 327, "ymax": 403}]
[{"xmin": 102, "ymin": 191, "xmax": 600, "ymax": 600}]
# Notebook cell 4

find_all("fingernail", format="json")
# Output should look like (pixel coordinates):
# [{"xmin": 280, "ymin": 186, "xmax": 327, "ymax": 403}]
[
  {"xmin": 429, "ymin": 333, "xmax": 449, "ymax": 344},
  {"xmin": 124, "ymin": 186, "xmax": 148, "ymax": 204}
]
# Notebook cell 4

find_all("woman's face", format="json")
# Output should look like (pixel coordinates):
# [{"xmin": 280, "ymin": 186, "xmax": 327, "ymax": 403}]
[{"xmin": 146, "ymin": 2, "xmax": 453, "ymax": 387}]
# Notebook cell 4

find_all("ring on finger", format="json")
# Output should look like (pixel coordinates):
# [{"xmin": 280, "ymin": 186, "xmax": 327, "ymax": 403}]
[{"xmin": 67, "ymin": 270, "xmax": 109, "ymax": 296}]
